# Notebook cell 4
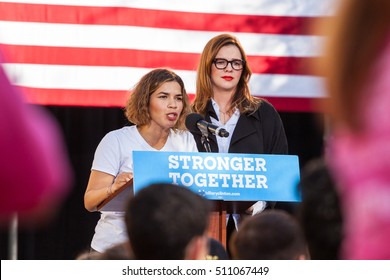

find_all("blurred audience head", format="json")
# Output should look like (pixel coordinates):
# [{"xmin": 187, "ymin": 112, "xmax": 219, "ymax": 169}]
[
  {"xmin": 125, "ymin": 183, "xmax": 211, "ymax": 260},
  {"xmin": 207, "ymin": 238, "xmax": 229, "ymax": 260},
  {"xmin": 298, "ymin": 158, "xmax": 343, "ymax": 259},
  {"xmin": 317, "ymin": 0, "xmax": 390, "ymax": 131},
  {"xmin": 230, "ymin": 209, "xmax": 309, "ymax": 260}
]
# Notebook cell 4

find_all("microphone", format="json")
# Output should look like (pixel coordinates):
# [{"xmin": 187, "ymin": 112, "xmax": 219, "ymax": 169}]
[{"xmin": 185, "ymin": 113, "xmax": 229, "ymax": 138}]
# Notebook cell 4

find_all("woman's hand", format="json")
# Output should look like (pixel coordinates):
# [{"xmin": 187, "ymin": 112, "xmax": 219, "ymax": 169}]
[
  {"xmin": 84, "ymin": 170, "xmax": 133, "ymax": 212},
  {"xmin": 246, "ymin": 201, "xmax": 267, "ymax": 216},
  {"xmin": 110, "ymin": 172, "xmax": 133, "ymax": 194}
]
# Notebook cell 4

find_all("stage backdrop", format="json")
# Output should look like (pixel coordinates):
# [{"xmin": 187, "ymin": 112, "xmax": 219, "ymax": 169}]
[
  {"xmin": 0, "ymin": 0, "xmax": 335, "ymax": 112},
  {"xmin": 0, "ymin": 108, "xmax": 325, "ymax": 260},
  {"xmin": 0, "ymin": 0, "xmax": 329, "ymax": 260}
]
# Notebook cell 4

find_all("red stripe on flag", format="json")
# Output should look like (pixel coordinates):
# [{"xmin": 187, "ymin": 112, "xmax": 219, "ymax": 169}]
[
  {"xmin": 264, "ymin": 97, "xmax": 324, "ymax": 112},
  {"xmin": 1, "ymin": 44, "xmax": 314, "ymax": 75},
  {"xmin": 17, "ymin": 86, "xmax": 129, "ymax": 107},
  {"xmin": 18, "ymin": 86, "xmax": 322, "ymax": 112},
  {"xmin": 0, "ymin": 2, "xmax": 320, "ymax": 35}
]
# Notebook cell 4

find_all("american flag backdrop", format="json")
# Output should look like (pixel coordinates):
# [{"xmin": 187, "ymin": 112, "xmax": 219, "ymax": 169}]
[{"xmin": 0, "ymin": 0, "xmax": 335, "ymax": 111}]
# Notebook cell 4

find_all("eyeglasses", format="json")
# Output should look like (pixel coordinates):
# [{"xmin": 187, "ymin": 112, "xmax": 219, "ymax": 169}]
[{"xmin": 213, "ymin": 58, "xmax": 245, "ymax": 70}]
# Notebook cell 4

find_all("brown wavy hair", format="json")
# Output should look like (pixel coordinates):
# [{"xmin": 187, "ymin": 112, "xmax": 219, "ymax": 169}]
[
  {"xmin": 124, "ymin": 68, "xmax": 190, "ymax": 130},
  {"xmin": 192, "ymin": 33, "xmax": 262, "ymax": 116},
  {"xmin": 320, "ymin": 0, "xmax": 390, "ymax": 131}
]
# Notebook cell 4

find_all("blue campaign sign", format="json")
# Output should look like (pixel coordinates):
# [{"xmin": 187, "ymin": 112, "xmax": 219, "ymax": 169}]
[{"xmin": 133, "ymin": 151, "xmax": 301, "ymax": 202}]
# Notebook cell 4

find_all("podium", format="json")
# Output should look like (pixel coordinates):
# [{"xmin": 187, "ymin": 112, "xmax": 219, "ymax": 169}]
[
  {"xmin": 207, "ymin": 200, "xmax": 256, "ymax": 248},
  {"xmin": 132, "ymin": 151, "xmax": 301, "ymax": 247},
  {"xmin": 96, "ymin": 179, "xmax": 134, "ymax": 212}
]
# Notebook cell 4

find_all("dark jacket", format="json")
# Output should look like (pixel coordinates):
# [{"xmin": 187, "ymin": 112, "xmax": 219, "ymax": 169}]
[
  {"xmin": 191, "ymin": 99, "xmax": 288, "ymax": 155},
  {"xmin": 191, "ymin": 99, "xmax": 294, "ymax": 215}
]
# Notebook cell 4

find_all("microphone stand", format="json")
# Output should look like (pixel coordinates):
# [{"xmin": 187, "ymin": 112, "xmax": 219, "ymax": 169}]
[
  {"xmin": 198, "ymin": 125, "xmax": 212, "ymax": 153},
  {"xmin": 198, "ymin": 122, "xmax": 228, "ymax": 247},
  {"xmin": 8, "ymin": 213, "xmax": 18, "ymax": 260}
]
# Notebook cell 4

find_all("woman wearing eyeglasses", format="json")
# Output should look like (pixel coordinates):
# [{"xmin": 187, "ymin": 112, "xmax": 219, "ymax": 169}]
[
  {"xmin": 192, "ymin": 33, "xmax": 288, "ymax": 155},
  {"xmin": 191, "ymin": 33, "xmax": 289, "ymax": 248}
]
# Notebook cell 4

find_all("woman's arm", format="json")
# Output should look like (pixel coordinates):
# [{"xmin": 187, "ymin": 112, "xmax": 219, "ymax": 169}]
[{"xmin": 84, "ymin": 170, "xmax": 132, "ymax": 212}]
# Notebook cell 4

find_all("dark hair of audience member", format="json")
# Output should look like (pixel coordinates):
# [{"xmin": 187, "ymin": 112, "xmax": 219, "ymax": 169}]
[
  {"xmin": 230, "ymin": 209, "xmax": 309, "ymax": 260},
  {"xmin": 207, "ymin": 238, "xmax": 229, "ymax": 260},
  {"xmin": 297, "ymin": 158, "xmax": 343, "ymax": 259},
  {"xmin": 125, "ymin": 183, "xmax": 211, "ymax": 260}
]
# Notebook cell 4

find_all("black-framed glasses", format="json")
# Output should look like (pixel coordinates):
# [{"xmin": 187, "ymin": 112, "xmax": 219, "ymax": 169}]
[{"xmin": 213, "ymin": 58, "xmax": 245, "ymax": 70}]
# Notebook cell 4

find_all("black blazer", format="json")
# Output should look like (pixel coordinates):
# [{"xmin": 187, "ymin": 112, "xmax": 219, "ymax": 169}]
[
  {"xmin": 191, "ymin": 99, "xmax": 288, "ymax": 155},
  {"xmin": 190, "ymin": 99, "xmax": 293, "ymax": 212}
]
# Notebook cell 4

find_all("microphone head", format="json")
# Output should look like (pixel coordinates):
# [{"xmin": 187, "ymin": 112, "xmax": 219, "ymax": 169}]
[
  {"xmin": 216, "ymin": 127, "xmax": 229, "ymax": 138},
  {"xmin": 185, "ymin": 113, "xmax": 204, "ymax": 133}
]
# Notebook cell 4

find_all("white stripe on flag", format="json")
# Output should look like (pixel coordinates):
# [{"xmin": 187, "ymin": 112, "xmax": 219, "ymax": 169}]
[
  {"xmin": 0, "ymin": 0, "xmax": 337, "ymax": 16},
  {"xmin": 2, "ymin": 63, "xmax": 326, "ymax": 98},
  {"xmin": 0, "ymin": 21, "xmax": 323, "ymax": 57}
]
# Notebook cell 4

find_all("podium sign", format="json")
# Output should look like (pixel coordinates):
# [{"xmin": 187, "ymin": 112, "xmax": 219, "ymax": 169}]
[{"xmin": 133, "ymin": 151, "xmax": 300, "ymax": 202}]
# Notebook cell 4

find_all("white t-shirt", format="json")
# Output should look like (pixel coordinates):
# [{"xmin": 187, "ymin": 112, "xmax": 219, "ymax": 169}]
[{"xmin": 90, "ymin": 125, "xmax": 197, "ymax": 252}]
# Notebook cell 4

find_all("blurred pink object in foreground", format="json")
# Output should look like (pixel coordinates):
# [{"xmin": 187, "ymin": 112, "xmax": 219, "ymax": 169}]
[{"xmin": 0, "ymin": 54, "xmax": 73, "ymax": 225}]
